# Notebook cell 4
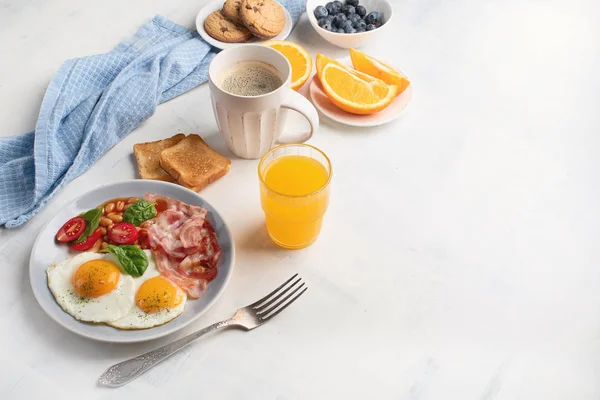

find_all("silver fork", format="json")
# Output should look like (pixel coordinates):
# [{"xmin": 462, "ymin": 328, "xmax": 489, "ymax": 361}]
[{"xmin": 98, "ymin": 274, "xmax": 307, "ymax": 388}]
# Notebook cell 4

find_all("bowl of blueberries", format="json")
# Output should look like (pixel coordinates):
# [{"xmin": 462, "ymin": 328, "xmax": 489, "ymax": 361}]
[{"xmin": 307, "ymin": 0, "xmax": 392, "ymax": 48}]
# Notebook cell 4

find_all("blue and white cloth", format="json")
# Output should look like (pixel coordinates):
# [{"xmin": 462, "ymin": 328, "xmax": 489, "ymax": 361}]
[{"xmin": 0, "ymin": 1, "xmax": 306, "ymax": 228}]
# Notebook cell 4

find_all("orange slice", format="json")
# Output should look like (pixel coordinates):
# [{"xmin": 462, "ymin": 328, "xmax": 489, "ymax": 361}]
[
  {"xmin": 316, "ymin": 53, "xmax": 348, "ymax": 79},
  {"xmin": 316, "ymin": 53, "xmax": 378, "ymax": 84},
  {"xmin": 349, "ymin": 48, "xmax": 410, "ymax": 95},
  {"xmin": 262, "ymin": 40, "xmax": 312, "ymax": 91},
  {"xmin": 320, "ymin": 63, "xmax": 398, "ymax": 115}
]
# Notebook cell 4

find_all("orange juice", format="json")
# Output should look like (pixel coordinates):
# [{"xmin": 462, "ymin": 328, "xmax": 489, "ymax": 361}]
[{"xmin": 259, "ymin": 146, "xmax": 331, "ymax": 249}]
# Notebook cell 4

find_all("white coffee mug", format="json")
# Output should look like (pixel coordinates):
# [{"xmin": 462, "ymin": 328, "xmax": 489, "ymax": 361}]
[{"xmin": 208, "ymin": 44, "xmax": 319, "ymax": 159}]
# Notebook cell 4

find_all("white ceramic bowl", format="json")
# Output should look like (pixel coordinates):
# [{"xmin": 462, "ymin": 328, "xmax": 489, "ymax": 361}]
[{"xmin": 306, "ymin": 0, "xmax": 393, "ymax": 48}]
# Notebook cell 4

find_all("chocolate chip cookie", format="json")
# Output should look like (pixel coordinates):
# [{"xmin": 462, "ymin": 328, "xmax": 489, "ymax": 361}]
[
  {"xmin": 204, "ymin": 10, "xmax": 253, "ymax": 43},
  {"xmin": 222, "ymin": 0, "xmax": 244, "ymax": 25},
  {"xmin": 240, "ymin": 0, "xmax": 285, "ymax": 39}
]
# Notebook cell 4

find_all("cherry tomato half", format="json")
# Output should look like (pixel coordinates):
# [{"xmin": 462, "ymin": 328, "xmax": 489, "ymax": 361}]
[
  {"xmin": 109, "ymin": 222, "xmax": 138, "ymax": 245},
  {"xmin": 70, "ymin": 228, "xmax": 103, "ymax": 251},
  {"xmin": 56, "ymin": 216, "xmax": 86, "ymax": 243}
]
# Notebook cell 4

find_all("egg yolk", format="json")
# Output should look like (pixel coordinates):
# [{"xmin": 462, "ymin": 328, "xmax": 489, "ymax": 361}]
[
  {"xmin": 72, "ymin": 260, "xmax": 120, "ymax": 298},
  {"xmin": 136, "ymin": 277, "xmax": 184, "ymax": 313}
]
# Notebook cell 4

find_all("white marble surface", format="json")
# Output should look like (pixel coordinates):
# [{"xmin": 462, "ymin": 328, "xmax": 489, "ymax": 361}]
[{"xmin": 1, "ymin": 0, "xmax": 600, "ymax": 398}]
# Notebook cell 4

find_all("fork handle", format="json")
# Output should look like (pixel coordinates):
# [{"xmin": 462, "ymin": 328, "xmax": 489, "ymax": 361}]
[{"xmin": 98, "ymin": 319, "xmax": 235, "ymax": 387}]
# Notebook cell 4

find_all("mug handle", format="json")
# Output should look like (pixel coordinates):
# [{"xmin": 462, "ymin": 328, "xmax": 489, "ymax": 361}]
[{"xmin": 278, "ymin": 90, "xmax": 319, "ymax": 144}]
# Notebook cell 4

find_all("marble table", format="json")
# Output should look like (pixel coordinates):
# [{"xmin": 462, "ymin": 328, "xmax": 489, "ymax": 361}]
[{"xmin": 1, "ymin": 0, "xmax": 599, "ymax": 398}]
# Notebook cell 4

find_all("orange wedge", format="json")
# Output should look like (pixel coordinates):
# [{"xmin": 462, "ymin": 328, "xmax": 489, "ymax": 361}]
[
  {"xmin": 316, "ymin": 53, "xmax": 378, "ymax": 84},
  {"xmin": 316, "ymin": 53, "xmax": 348, "ymax": 78},
  {"xmin": 262, "ymin": 40, "xmax": 312, "ymax": 91},
  {"xmin": 349, "ymin": 48, "xmax": 410, "ymax": 95},
  {"xmin": 320, "ymin": 63, "xmax": 398, "ymax": 115}
]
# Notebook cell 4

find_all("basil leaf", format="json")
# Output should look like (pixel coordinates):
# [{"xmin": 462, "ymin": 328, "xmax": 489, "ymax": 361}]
[
  {"xmin": 74, "ymin": 208, "xmax": 102, "ymax": 243},
  {"xmin": 100, "ymin": 244, "xmax": 148, "ymax": 277},
  {"xmin": 123, "ymin": 200, "xmax": 157, "ymax": 226}
]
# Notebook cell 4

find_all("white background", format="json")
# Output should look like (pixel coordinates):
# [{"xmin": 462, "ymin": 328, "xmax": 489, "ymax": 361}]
[{"xmin": 1, "ymin": 0, "xmax": 600, "ymax": 398}]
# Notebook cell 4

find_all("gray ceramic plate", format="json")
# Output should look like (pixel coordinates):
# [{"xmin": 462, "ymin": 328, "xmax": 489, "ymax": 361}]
[{"xmin": 29, "ymin": 180, "xmax": 235, "ymax": 343}]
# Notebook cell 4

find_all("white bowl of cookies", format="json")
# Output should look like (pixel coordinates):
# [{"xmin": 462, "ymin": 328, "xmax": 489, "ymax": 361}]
[{"xmin": 197, "ymin": 0, "xmax": 293, "ymax": 49}]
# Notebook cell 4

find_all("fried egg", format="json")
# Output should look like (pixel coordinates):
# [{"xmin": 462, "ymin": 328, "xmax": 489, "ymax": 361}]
[
  {"xmin": 107, "ymin": 251, "xmax": 187, "ymax": 330},
  {"xmin": 47, "ymin": 252, "xmax": 135, "ymax": 323}
]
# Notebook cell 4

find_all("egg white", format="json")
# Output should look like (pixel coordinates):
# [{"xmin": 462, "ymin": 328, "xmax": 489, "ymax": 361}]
[
  {"xmin": 47, "ymin": 252, "xmax": 135, "ymax": 323},
  {"xmin": 107, "ymin": 251, "xmax": 187, "ymax": 330}
]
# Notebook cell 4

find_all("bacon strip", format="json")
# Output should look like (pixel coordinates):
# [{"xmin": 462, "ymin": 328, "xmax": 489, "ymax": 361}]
[
  {"xmin": 153, "ymin": 251, "xmax": 207, "ymax": 299},
  {"xmin": 145, "ymin": 193, "xmax": 207, "ymax": 219},
  {"xmin": 179, "ymin": 218, "xmax": 205, "ymax": 249},
  {"xmin": 144, "ymin": 193, "xmax": 220, "ymax": 299},
  {"xmin": 180, "ymin": 220, "xmax": 221, "ymax": 269}
]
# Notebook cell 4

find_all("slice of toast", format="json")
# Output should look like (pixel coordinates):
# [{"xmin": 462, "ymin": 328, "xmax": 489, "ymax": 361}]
[
  {"xmin": 133, "ymin": 134, "xmax": 186, "ymax": 182},
  {"xmin": 159, "ymin": 134, "xmax": 231, "ymax": 192}
]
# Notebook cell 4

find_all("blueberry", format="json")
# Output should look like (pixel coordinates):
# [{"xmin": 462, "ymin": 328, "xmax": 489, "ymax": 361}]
[
  {"xmin": 325, "ymin": 2, "xmax": 335, "ymax": 14},
  {"xmin": 365, "ymin": 11, "xmax": 381, "ymax": 26},
  {"xmin": 319, "ymin": 17, "xmax": 334, "ymax": 28},
  {"xmin": 342, "ymin": 5, "xmax": 355, "ymax": 15},
  {"xmin": 345, "ymin": 0, "xmax": 359, "ymax": 6},
  {"xmin": 340, "ymin": 19, "xmax": 353, "ymax": 30},
  {"xmin": 314, "ymin": 5, "xmax": 328, "ymax": 19},
  {"xmin": 336, "ymin": 28, "xmax": 345, "ymax": 33},
  {"xmin": 346, "ymin": 27, "xmax": 357, "ymax": 34},
  {"xmin": 323, "ymin": 21, "xmax": 334, "ymax": 31},
  {"xmin": 332, "ymin": 13, "xmax": 347, "ymax": 27},
  {"xmin": 355, "ymin": 5, "xmax": 366, "ymax": 17},
  {"xmin": 348, "ymin": 13, "xmax": 361, "ymax": 23},
  {"xmin": 356, "ymin": 28, "xmax": 365, "ymax": 33},
  {"xmin": 332, "ymin": 0, "xmax": 343, "ymax": 11},
  {"xmin": 366, "ymin": 23, "xmax": 376, "ymax": 31},
  {"xmin": 353, "ymin": 19, "xmax": 366, "ymax": 29}
]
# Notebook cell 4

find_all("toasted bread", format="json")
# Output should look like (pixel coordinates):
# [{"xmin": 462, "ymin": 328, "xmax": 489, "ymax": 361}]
[
  {"xmin": 133, "ymin": 134, "xmax": 186, "ymax": 182},
  {"xmin": 159, "ymin": 134, "xmax": 231, "ymax": 192}
]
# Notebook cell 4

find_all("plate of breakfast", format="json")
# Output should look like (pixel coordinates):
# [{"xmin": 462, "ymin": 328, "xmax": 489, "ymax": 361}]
[
  {"xmin": 196, "ymin": 0, "xmax": 293, "ymax": 50},
  {"xmin": 29, "ymin": 179, "xmax": 235, "ymax": 343},
  {"xmin": 309, "ymin": 48, "xmax": 412, "ymax": 127}
]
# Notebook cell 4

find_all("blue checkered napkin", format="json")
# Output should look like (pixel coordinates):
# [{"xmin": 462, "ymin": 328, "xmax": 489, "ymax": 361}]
[{"xmin": 0, "ymin": 1, "xmax": 306, "ymax": 228}]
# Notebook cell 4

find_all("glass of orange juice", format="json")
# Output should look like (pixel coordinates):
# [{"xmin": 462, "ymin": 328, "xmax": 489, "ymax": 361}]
[{"xmin": 258, "ymin": 144, "xmax": 332, "ymax": 249}]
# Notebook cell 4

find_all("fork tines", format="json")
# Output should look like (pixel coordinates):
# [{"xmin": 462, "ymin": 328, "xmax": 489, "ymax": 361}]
[{"xmin": 250, "ymin": 273, "xmax": 307, "ymax": 321}]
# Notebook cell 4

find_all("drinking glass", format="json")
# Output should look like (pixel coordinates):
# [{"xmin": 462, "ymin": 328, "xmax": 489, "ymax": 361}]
[{"xmin": 258, "ymin": 144, "xmax": 332, "ymax": 249}]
